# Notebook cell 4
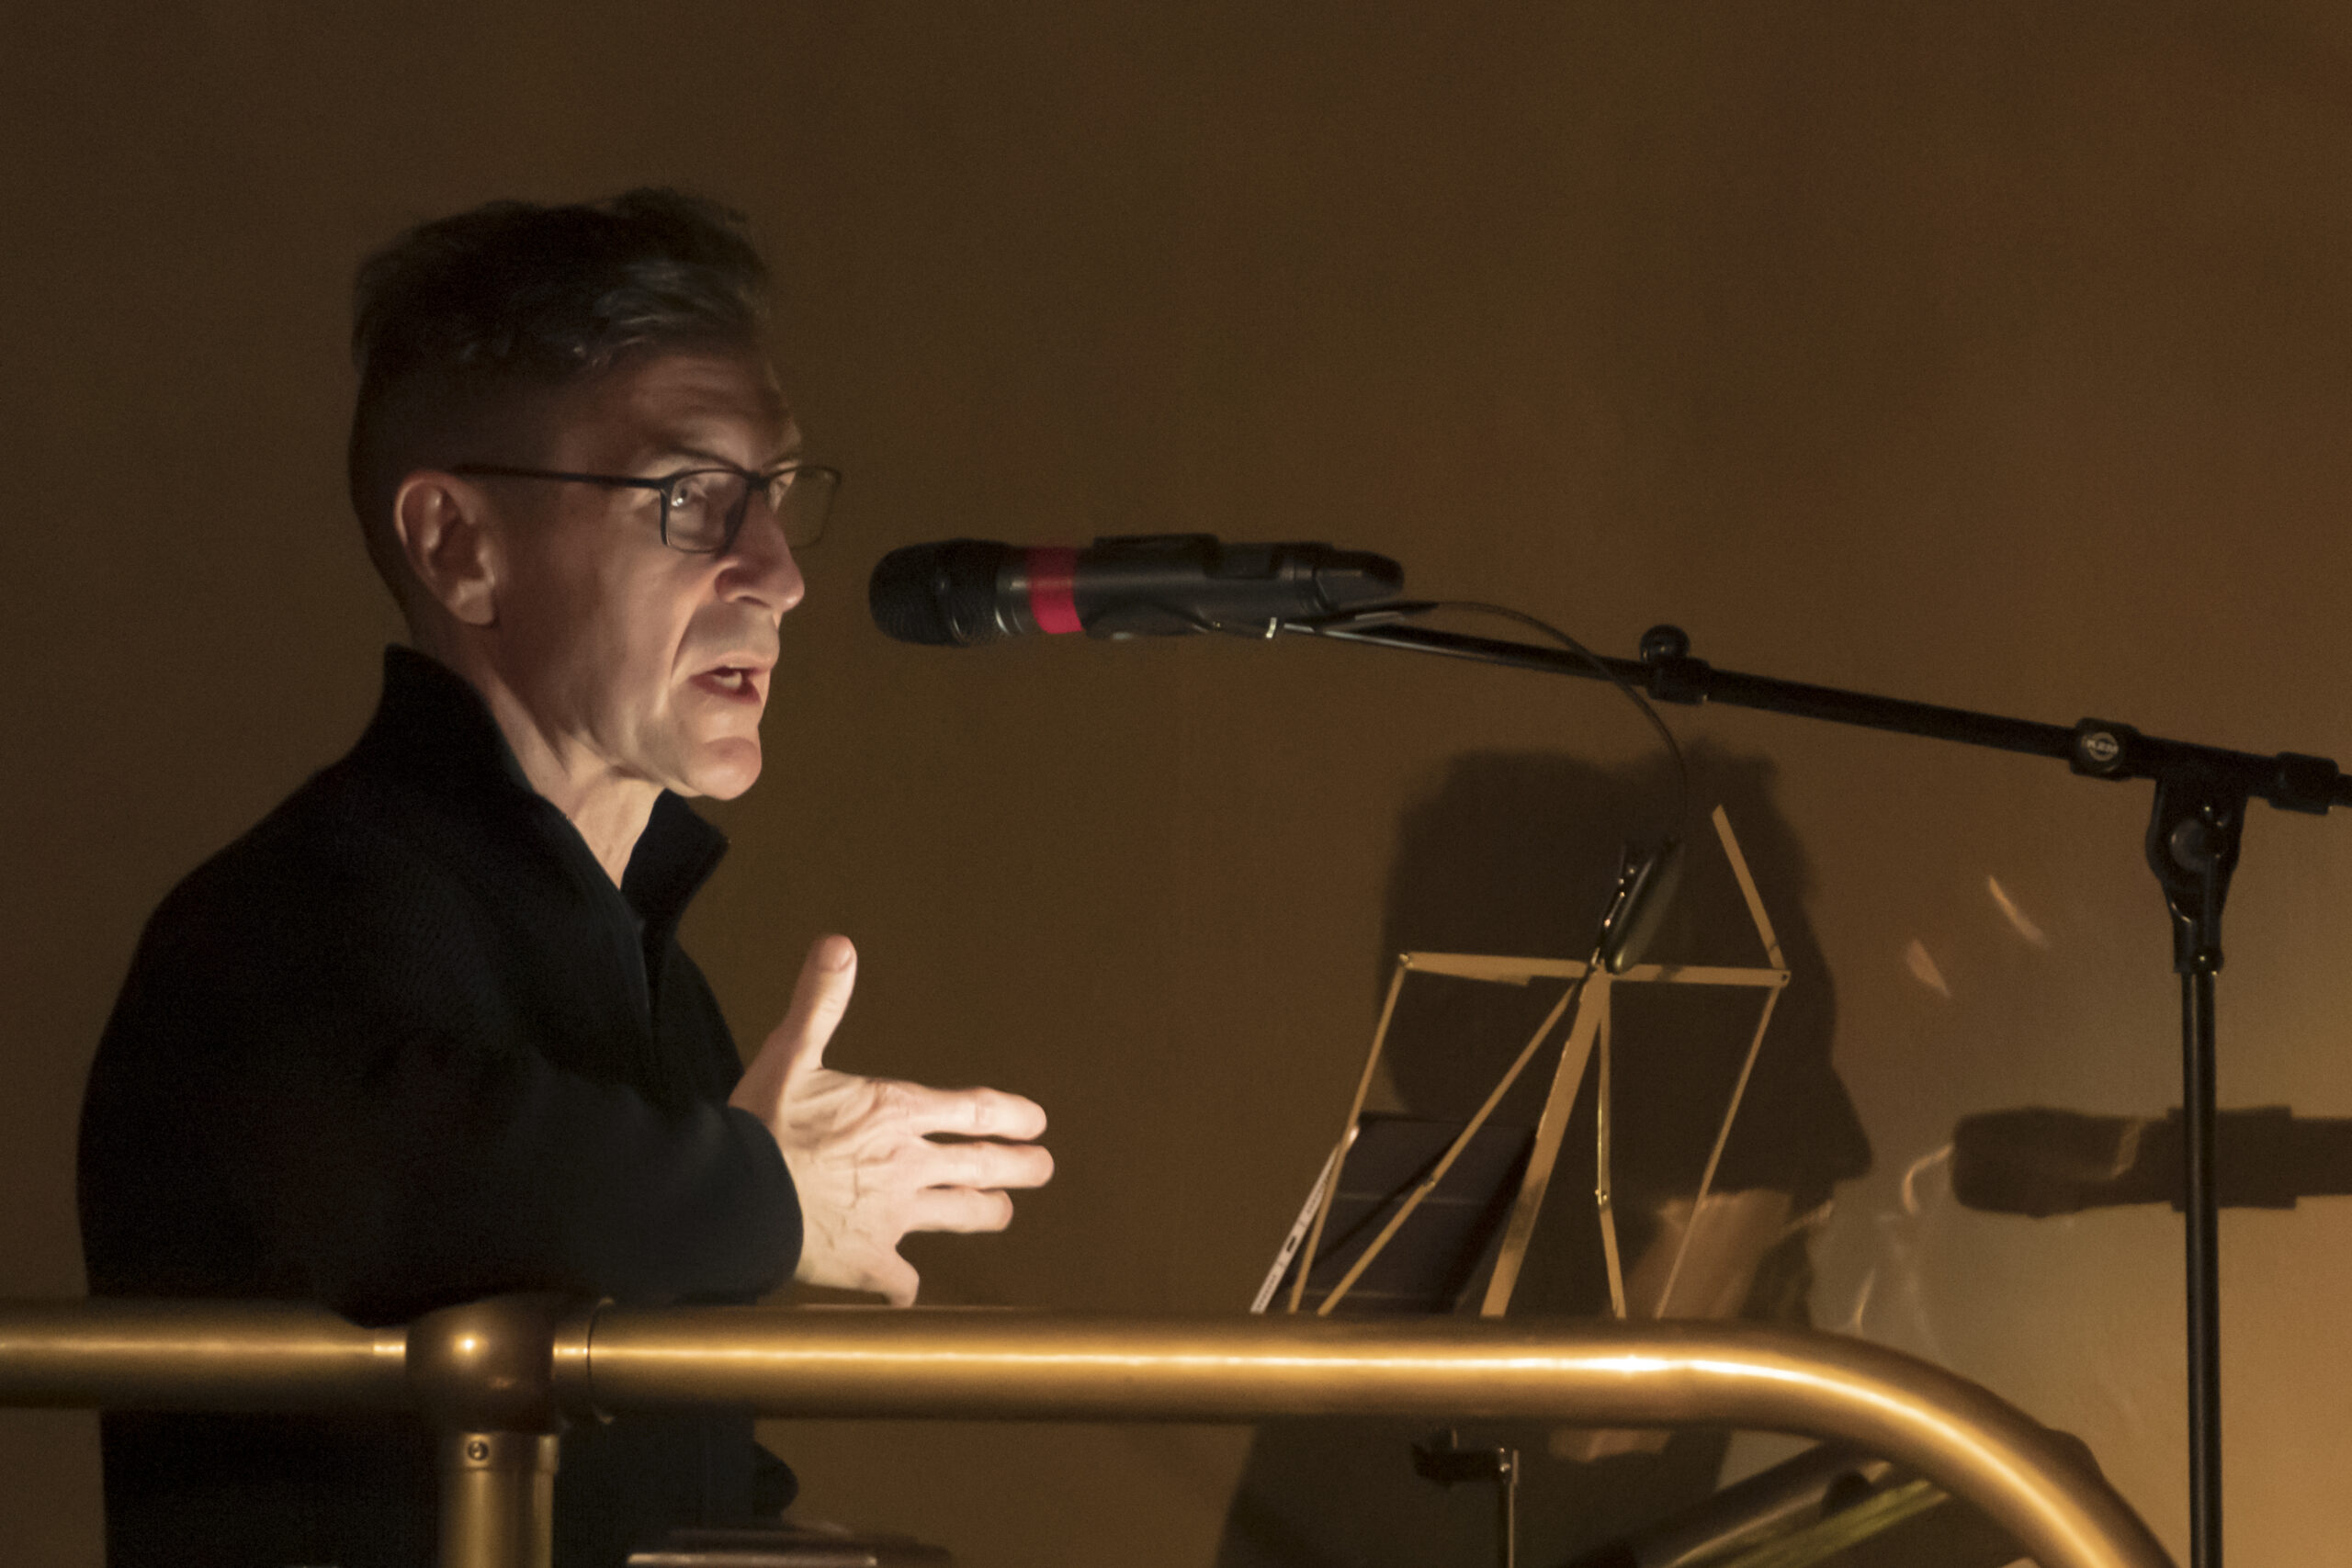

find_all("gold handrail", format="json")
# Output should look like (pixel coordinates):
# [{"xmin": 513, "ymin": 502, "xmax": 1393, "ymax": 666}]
[
  {"xmin": 0, "ymin": 1298, "xmax": 408, "ymax": 1409},
  {"xmin": 0, "ymin": 1300, "xmax": 2174, "ymax": 1568}
]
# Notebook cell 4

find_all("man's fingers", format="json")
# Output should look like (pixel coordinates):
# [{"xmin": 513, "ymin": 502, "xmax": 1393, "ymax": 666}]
[
  {"xmin": 888, "ymin": 1082, "xmax": 1049, "ymax": 1142},
  {"xmin": 910, "ymin": 1186, "xmax": 1019, "ymax": 1234},
  {"xmin": 870, "ymin": 1253, "xmax": 920, "ymax": 1309},
  {"xmin": 907, "ymin": 1137, "xmax": 1056, "ymax": 1193},
  {"xmin": 769, "ymin": 935, "xmax": 857, "ymax": 1072},
  {"xmin": 799, "ymin": 1242, "xmax": 921, "ymax": 1307}
]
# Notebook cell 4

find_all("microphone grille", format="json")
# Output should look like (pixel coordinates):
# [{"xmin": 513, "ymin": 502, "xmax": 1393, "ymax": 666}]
[{"xmin": 869, "ymin": 540, "xmax": 1012, "ymax": 646}]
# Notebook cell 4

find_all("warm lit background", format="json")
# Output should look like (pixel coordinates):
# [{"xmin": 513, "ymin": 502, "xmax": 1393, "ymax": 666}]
[{"xmin": 5, "ymin": 6, "xmax": 2350, "ymax": 1564}]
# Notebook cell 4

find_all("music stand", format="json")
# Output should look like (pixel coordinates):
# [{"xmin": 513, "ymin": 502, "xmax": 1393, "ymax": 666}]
[{"xmin": 1255, "ymin": 807, "xmax": 1790, "ymax": 1323}]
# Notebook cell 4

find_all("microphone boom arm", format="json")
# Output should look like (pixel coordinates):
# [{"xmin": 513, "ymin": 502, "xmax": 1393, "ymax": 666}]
[{"xmin": 1289, "ymin": 615, "xmax": 2352, "ymax": 813}]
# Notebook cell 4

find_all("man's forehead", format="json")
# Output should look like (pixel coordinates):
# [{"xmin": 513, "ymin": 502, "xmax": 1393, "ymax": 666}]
[{"xmin": 548, "ymin": 348, "xmax": 800, "ymax": 466}]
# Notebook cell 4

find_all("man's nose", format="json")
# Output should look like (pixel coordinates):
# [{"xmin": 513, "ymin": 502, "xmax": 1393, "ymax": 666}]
[{"xmin": 720, "ymin": 501, "xmax": 806, "ymax": 617}]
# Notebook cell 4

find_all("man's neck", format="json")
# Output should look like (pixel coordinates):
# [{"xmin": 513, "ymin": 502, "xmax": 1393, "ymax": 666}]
[
  {"xmin": 413, "ymin": 638, "xmax": 656, "ymax": 886},
  {"xmin": 494, "ymin": 710, "xmax": 658, "ymax": 887}
]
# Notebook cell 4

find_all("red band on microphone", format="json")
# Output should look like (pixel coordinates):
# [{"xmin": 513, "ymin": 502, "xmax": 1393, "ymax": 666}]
[{"xmin": 1026, "ymin": 546, "xmax": 1082, "ymax": 635}]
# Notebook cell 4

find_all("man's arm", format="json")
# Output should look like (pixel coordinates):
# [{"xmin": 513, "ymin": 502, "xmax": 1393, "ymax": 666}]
[
  {"xmin": 729, "ymin": 935, "xmax": 1054, "ymax": 1306},
  {"xmin": 80, "ymin": 862, "xmax": 800, "ymax": 1325}
]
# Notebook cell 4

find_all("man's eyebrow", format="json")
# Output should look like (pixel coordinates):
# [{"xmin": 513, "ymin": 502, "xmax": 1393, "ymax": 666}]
[{"xmin": 644, "ymin": 440, "xmax": 807, "ymax": 471}]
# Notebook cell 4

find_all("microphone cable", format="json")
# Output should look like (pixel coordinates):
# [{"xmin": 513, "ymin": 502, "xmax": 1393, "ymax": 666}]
[{"xmin": 1370, "ymin": 599, "xmax": 1692, "ymax": 852}]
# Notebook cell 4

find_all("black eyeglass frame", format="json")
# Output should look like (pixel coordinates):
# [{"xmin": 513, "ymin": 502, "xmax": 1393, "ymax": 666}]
[{"xmin": 448, "ymin": 460, "xmax": 842, "ymax": 554}]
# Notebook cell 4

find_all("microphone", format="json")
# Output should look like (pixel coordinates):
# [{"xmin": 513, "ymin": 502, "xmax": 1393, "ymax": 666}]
[{"xmin": 869, "ymin": 533, "xmax": 1406, "ymax": 646}]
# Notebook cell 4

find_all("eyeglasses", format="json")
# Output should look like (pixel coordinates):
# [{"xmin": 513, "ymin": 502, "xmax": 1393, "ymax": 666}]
[{"xmin": 449, "ymin": 460, "xmax": 842, "ymax": 553}]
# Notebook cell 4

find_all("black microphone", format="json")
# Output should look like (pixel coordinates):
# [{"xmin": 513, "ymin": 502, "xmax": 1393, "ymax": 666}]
[{"xmin": 869, "ymin": 533, "xmax": 1406, "ymax": 646}]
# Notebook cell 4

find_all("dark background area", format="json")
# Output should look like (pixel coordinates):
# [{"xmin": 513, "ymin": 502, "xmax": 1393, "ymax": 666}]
[{"xmin": 6, "ymin": 6, "xmax": 2352, "ymax": 1563}]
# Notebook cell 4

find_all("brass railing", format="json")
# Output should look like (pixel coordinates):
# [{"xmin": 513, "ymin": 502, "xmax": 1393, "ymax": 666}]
[{"xmin": 0, "ymin": 1299, "xmax": 2174, "ymax": 1568}]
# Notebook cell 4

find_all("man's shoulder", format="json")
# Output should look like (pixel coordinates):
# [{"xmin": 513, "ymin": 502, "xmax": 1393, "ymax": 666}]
[
  {"xmin": 138, "ymin": 749, "xmax": 515, "ymax": 981},
  {"xmin": 165, "ymin": 757, "xmax": 416, "ymax": 911}
]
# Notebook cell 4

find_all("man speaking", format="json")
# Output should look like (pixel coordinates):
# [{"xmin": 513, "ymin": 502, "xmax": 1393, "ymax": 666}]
[{"xmin": 76, "ymin": 189, "xmax": 1053, "ymax": 1567}]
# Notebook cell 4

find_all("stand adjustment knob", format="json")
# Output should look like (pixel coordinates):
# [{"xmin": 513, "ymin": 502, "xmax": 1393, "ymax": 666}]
[
  {"xmin": 1638, "ymin": 625, "xmax": 1690, "ymax": 663},
  {"xmin": 2071, "ymin": 718, "xmax": 2138, "ymax": 778}
]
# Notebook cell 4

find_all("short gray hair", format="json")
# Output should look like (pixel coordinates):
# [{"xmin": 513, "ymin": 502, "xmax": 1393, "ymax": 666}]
[{"xmin": 345, "ymin": 187, "xmax": 771, "ymax": 605}]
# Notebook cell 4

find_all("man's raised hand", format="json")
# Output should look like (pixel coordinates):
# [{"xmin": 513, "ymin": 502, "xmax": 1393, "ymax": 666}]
[{"xmin": 728, "ymin": 934, "xmax": 1053, "ymax": 1306}]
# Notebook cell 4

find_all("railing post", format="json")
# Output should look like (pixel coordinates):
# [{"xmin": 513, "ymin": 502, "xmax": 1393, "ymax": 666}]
[
  {"xmin": 438, "ymin": 1430, "xmax": 561, "ymax": 1568},
  {"xmin": 405, "ymin": 1294, "xmax": 594, "ymax": 1568}
]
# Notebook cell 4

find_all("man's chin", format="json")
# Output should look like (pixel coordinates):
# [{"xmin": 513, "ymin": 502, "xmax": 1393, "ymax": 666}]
[{"xmin": 675, "ymin": 738, "xmax": 763, "ymax": 800}]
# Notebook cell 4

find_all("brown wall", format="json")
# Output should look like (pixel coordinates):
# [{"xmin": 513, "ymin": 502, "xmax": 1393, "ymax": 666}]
[{"xmin": 6, "ymin": 5, "xmax": 2352, "ymax": 1563}]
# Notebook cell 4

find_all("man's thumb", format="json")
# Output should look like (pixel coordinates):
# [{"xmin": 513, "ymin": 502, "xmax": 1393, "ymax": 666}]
[{"xmin": 772, "ymin": 934, "xmax": 857, "ymax": 1070}]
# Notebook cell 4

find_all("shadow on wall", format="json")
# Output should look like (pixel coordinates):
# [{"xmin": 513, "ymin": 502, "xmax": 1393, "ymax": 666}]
[
  {"xmin": 1951, "ymin": 1104, "xmax": 2352, "ymax": 1217},
  {"xmin": 1215, "ymin": 745, "xmax": 1871, "ymax": 1568}
]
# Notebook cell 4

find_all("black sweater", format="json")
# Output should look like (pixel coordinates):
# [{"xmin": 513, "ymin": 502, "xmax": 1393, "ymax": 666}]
[{"xmin": 78, "ymin": 647, "xmax": 802, "ymax": 1567}]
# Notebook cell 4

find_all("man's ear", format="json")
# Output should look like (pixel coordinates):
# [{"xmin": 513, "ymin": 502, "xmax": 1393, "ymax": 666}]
[{"xmin": 391, "ymin": 472, "xmax": 500, "ymax": 627}]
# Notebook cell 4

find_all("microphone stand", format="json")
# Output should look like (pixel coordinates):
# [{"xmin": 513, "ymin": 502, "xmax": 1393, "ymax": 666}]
[{"xmin": 1286, "ymin": 612, "xmax": 2352, "ymax": 1568}]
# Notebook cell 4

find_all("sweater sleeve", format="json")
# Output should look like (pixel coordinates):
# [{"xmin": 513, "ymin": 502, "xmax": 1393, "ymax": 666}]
[
  {"xmin": 254, "ymin": 1018, "xmax": 800, "ymax": 1325},
  {"xmin": 80, "ymin": 845, "xmax": 802, "ymax": 1327}
]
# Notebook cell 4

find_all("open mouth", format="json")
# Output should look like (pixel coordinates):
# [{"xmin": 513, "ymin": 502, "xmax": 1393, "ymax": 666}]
[{"xmin": 693, "ymin": 665, "xmax": 763, "ymax": 702}]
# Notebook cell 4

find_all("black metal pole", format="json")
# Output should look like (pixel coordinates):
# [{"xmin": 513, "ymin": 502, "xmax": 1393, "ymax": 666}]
[
  {"xmin": 2143, "ymin": 779, "xmax": 2241, "ymax": 1568},
  {"xmin": 1288, "ymin": 611, "xmax": 2349, "ymax": 1568},
  {"xmin": 2183, "ymin": 968, "xmax": 2222, "ymax": 1568}
]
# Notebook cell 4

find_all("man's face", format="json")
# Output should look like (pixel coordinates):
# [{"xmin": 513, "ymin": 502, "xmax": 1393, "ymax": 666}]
[{"xmin": 481, "ymin": 348, "xmax": 806, "ymax": 801}]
